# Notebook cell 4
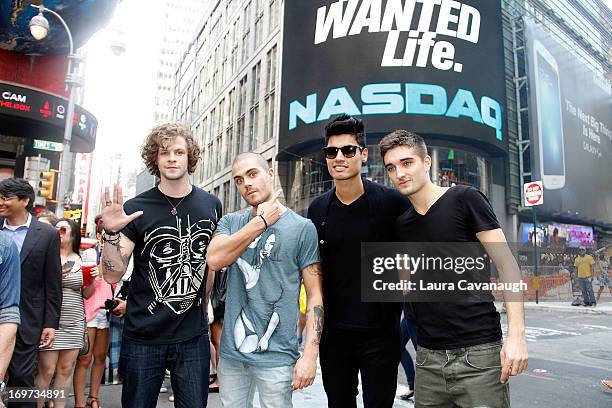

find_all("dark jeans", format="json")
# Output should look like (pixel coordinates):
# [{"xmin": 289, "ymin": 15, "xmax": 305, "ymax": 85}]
[
  {"xmin": 119, "ymin": 333, "xmax": 210, "ymax": 408},
  {"xmin": 400, "ymin": 318, "xmax": 418, "ymax": 389},
  {"xmin": 320, "ymin": 327, "xmax": 400, "ymax": 408},
  {"xmin": 579, "ymin": 278, "xmax": 596, "ymax": 305}
]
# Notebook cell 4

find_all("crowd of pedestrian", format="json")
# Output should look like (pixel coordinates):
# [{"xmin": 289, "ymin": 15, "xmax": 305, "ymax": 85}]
[{"xmin": 0, "ymin": 178, "xmax": 128, "ymax": 408}]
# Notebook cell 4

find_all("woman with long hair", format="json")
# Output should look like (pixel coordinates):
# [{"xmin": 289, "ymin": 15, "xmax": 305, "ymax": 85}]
[
  {"xmin": 34, "ymin": 218, "xmax": 98, "ymax": 408},
  {"xmin": 73, "ymin": 219, "xmax": 117, "ymax": 408}
]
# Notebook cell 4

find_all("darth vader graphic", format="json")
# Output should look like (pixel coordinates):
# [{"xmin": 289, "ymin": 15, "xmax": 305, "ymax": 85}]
[{"xmin": 142, "ymin": 215, "xmax": 215, "ymax": 315}]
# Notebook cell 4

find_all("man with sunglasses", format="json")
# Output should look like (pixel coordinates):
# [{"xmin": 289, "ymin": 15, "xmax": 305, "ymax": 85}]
[
  {"xmin": 0, "ymin": 178, "xmax": 62, "ymax": 408},
  {"xmin": 307, "ymin": 115, "xmax": 410, "ymax": 407}
]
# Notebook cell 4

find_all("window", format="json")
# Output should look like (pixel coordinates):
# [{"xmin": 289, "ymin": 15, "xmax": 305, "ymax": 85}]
[
  {"xmin": 263, "ymin": 45, "xmax": 277, "ymax": 142},
  {"xmin": 230, "ymin": 20, "xmax": 239, "ymax": 76},
  {"xmin": 237, "ymin": 75, "xmax": 248, "ymax": 155},
  {"xmin": 249, "ymin": 62, "xmax": 261, "ymax": 150},
  {"xmin": 217, "ymin": 98, "xmax": 225, "ymax": 172},
  {"xmin": 233, "ymin": 184, "xmax": 242, "ymax": 211},
  {"xmin": 242, "ymin": 3, "xmax": 251, "ymax": 64},
  {"xmin": 222, "ymin": 181, "xmax": 231, "ymax": 212},
  {"xmin": 254, "ymin": 0, "xmax": 263, "ymax": 50},
  {"xmin": 202, "ymin": 116, "xmax": 209, "ymax": 181},
  {"xmin": 220, "ymin": 35, "xmax": 227, "ymax": 87},
  {"xmin": 204, "ymin": 56, "xmax": 212, "ymax": 102},
  {"xmin": 194, "ymin": 123, "xmax": 201, "ymax": 182},
  {"xmin": 210, "ymin": 107, "xmax": 217, "ymax": 176},
  {"xmin": 198, "ymin": 66, "xmax": 206, "ymax": 112},
  {"xmin": 268, "ymin": 0, "xmax": 277, "ymax": 33},
  {"xmin": 212, "ymin": 45, "xmax": 220, "ymax": 93},
  {"xmin": 227, "ymin": 88, "xmax": 236, "ymax": 167}
]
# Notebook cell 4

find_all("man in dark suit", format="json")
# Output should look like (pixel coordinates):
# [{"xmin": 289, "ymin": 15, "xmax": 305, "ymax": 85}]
[{"xmin": 0, "ymin": 178, "xmax": 61, "ymax": 407}]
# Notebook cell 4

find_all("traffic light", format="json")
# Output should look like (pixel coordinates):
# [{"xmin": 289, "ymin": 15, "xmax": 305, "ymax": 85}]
[{"xmin": 39, "ymin": 170, "xmax": 58, "ymax": 201}]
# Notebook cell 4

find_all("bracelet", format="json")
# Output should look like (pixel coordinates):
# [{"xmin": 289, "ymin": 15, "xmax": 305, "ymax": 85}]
[
  {"xmin": 102, "ymin": 232, "xmax": 120, "ymax": 243},
  {"xmin": 258, "ymin": 214, "xmax": 268, "ymax": 231},
  {"xmin": 104, "ymin": 230, "xmax": 120, "ymax": 236}
]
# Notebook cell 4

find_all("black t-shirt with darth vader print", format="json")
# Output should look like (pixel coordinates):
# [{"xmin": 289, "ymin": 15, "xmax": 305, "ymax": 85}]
[{"xmin": 121, "ymin": 186, "xmax": 222, "ymax": 344}]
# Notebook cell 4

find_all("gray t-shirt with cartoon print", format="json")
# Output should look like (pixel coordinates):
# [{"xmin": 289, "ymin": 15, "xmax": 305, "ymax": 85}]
[{"xmin": 217, "ymin": 209, "xmax": 320, "ymax": 367}]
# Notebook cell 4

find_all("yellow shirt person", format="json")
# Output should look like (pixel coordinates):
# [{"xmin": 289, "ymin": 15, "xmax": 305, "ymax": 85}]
[{"xmin": 574, "ymin": 253, "xmax": 595, "ymax": 278}]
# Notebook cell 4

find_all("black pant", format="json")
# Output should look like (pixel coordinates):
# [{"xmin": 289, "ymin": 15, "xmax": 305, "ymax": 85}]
[
  {"xmin": 7, "ymin": 332, "xmax": 38, "ymax": 408},
  {"xmin": 320, "ymin": 327, "xmax": 400, "ymax": 408}
]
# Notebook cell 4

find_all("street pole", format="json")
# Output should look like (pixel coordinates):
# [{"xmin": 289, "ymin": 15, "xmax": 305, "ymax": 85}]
[
  {"xmin": 30, "ymin": 4, "xmax": 82, "ymax": 217},
  {"xmin": 57, "ymin": 66, "xmax": 77, "ymax": 217},
  {"xmin": 533, "ymin": 205, "xmax": 539, "ymax": 304}
]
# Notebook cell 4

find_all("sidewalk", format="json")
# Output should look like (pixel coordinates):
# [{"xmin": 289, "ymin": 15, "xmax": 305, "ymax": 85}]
[
  {"xmin": 496, "ymin": 300, "xmax": 612, "ymax": 315},
  {"xmin": 87, "ymin": 362, "xmax": 416, "ymax": 407}
]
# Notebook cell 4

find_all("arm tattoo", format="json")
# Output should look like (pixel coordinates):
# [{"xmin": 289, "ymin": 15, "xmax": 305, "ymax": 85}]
[
  {"xmin": 102, "ymin": 259, "xmax": 116, "ymax": 273},
  {"xmin": 313, "ymin": 305, "xmax": 324, "ymax": 345},
  {"xmin": 304, "ymin": 263, "xmax": 322, "ymax": 276}
]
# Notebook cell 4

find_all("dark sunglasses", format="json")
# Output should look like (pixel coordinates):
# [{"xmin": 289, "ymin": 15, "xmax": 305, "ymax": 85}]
[
  {"xmin": 56, "ymin": 226, "xmax": 68, "ymax": 234},
  {"xmin": 322, "ymin": 145, "xmax": 363, "ymax": 159}
]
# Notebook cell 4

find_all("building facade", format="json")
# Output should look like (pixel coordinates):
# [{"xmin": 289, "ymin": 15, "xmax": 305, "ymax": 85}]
[
  {"xmin": 173, "ymin": 0, "xmax": 611, "ymax": 253},
  {"xmin": 174, "ymin": 0, "xmax": 281, "ymax": 213},
  {"xmin": 154, "ymin": 0, "xmax": 210, "ymax": 125}
]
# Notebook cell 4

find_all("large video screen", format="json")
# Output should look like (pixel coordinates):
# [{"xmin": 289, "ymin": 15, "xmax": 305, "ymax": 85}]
[
  {"xmin": 526, "ymin": 20, "xmax": 611, "ymax": 226},
  {"xmin": 279, "ymin": 0, "xmax": 507, "ymax": 156}
]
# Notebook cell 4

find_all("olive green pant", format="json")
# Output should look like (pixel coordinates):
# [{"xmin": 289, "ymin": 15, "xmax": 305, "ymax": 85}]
[{"xmin": 414, "ymin": 341, "xmax": 510, "ymax": 408}]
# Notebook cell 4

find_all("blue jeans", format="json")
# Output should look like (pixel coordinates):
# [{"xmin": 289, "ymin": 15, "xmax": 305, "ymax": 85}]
[
  {"xmin": 218, "ymin": 357, "xmax": 293, "ymax": 408},
  {"xmin": 400, "ymin": 318, "xmax": 418, "ymax": 389},
  {"xmin": 579, "ymin": 278, "xmax": 596, "ymax": 305},
  {"xmin": 119, "ymin": 333, "xmax": 210, "ymax": 408}
]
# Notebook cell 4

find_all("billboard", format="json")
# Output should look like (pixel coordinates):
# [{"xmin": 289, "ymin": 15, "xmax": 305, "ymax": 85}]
[
  {"xmin": 525, "ymin": 19, "xmax": 611, "ymax": 227},
  {"xmin": 0, "ymin": 81, "xmax": 97, "ymax": 152},
  {"xmin": 520, "ymin": 222, "xmax": 595, "ymax": 248},
  {"xmin": 279, "ymin": 0, "xmax": 507, "ymax": 156}
]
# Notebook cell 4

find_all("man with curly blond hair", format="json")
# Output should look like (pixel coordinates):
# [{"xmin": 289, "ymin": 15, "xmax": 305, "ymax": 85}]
[{"xmin": 100, "ymin": 123, "xmax": 222, "ymax": 408}]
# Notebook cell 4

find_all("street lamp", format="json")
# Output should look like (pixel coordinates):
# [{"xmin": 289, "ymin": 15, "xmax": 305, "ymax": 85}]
[
  {"xmin": 29, "ymin": 4, "xmax": 83, "ymax": 217},
  {"xmin": 28, "ymin": 11, "xmax": 49, "ymax": 40}
]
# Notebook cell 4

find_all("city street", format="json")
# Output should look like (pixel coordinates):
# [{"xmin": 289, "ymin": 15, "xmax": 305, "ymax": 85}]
[
  {"xmin": 1, "ymin": 1, "xmax": 610, "ymax": 408},
  {"xmin": 72, "ymin": 305, "xmax": 612, "ymax": 408}
]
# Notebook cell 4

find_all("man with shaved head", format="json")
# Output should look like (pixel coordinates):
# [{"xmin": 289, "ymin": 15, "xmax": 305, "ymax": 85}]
[{"xmin": 207, "ymin": 153, "xmax": 323, "ymax": 407}]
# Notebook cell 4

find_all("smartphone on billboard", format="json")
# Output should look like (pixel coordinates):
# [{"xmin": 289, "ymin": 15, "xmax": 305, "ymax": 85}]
[{"xmin": 533, "ymin": 40, "xmax": 565, "ymax": 190}]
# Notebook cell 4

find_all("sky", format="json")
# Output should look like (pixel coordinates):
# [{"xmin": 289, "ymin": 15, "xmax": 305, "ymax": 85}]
[{"xmin": 82, "ymin": 0, "xmax": 165, "ymax": 177}]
